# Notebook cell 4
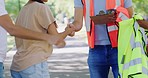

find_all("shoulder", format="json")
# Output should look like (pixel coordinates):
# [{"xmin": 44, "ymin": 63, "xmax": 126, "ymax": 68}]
[
  {"xmin": 35, "ymin": 2, "xmax": 49, "ymax": 9},
  {"xmin": 124, "ymin": 0, "xmax": 132, "ymax": 3},
  {"xmin": 74, "ymin": 0, "xmax": 83, "ymax": 8},
  {"xmin": 123, "ymin": 0, "xmax": 132, "ymax": 8}
]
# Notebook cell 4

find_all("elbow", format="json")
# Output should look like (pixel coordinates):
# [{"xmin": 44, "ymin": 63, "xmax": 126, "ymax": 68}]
[
  {"xmin": 1, "ymin": 21, "xmax": 17, "ymax": 36},
  {"xmin": 9, "ymin": 32, "xmax": 15, "ymax": 36},
  {"xmin": 8, "ymin": 31, "xmax": 15, "ymax": 36},
  {"xmin": 6, "ymin": 27, "xmax": 17, "ymax": 36}
]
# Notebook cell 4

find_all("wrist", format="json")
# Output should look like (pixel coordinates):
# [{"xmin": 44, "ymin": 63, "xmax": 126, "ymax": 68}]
[{"xmin": 42, "ymin": 34, "xmax": 49, "ymax": 41}]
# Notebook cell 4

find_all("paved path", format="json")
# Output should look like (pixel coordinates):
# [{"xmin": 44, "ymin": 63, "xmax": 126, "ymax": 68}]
[{"xmin": 3, "ymin": 25, "xmax": 113, "ymax": 78}]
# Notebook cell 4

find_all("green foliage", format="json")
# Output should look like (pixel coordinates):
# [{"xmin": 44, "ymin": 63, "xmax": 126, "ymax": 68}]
[
  {"xmin": 5, "ymin": 0, "xmax": 148, "ymax": 18},
  {"xmin": 5, "ymin": 0, "xmax": 74, "ymax": 50},
  {"xmin": 5, "ymin": 0, "xmax": 27, "ymax": 20},
  {"xmin": 47, "ymin": 0, "xmax": 74, "ymax": 18},
  {"xmin": 5, "ymin": 0, "xmax": 74, "ymax": 19},
  {"xmin": 133, "ymin": 0, "xmax": 148, "ymax": 16}
]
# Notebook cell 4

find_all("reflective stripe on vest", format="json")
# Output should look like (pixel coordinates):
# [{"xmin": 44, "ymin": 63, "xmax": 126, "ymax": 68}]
[
  {"xmin": 118, "ymin": 15, "xmax": 148, "ymax": 78},
  {"xmin": 81, "ymin": 0, "xmax": 129, "ymax": 48},
  {"xmin": 118, "ymin": 12, "xmax": 129, "ymax": 21},
  {"xmin": 107, "ymin": 25, "xmax": 118, "ymax": 32}
]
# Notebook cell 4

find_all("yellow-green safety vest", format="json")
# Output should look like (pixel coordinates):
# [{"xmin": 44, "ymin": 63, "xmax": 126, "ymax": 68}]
[{"xmin": 118, "ymin": 14, "xmax": 148, "ymax": 78}]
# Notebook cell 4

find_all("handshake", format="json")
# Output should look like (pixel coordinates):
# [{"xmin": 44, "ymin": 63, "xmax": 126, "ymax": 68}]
[
  {"xmin": 54, "ymin": 23, "xmax": 77, "ymax": 48},
  {"xmin": 64, "ymin": 23, "xmax": 77, "ymax": 37}
]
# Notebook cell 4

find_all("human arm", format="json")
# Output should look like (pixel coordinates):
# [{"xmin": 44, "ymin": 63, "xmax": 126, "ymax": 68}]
[
  {"xmin": 66, "ymin": 7, "xmax": 84, "ymax": 37},
  {"xmin": 71, "ymin": 7, "xmax": 83, "ymax": 32},
  {"xmin": 137, "ymin": 20, "xmax": 148, "ymax": 29},
  {"xmin": 124, "ymin": 0, "xmax": 133, "ymax": 18},
  {"xmin": 126, "ymin": 6, "xmax": 133, "ymax": 18},
  {"xmin": 0, "ymin": 14, "xmax": 62, "ymax": 45},
  {"xmin": 47, "ymin": 22, "xmax": 74, "ymax": 48}
]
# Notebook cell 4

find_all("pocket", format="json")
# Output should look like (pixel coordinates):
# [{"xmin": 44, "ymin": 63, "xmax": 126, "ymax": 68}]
[{"xmin": 22, "ymin": 65, "xmax": 35, "ymax": 75}]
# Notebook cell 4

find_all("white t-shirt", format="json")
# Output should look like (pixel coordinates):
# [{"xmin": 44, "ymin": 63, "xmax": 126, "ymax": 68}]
[
  {"xmin": 0, "ymin": 0, "xmax": 8, "ymax": 16},
  {"xmin": 0, "ymin": 0, "xmax": 8, "ymax": 62}
]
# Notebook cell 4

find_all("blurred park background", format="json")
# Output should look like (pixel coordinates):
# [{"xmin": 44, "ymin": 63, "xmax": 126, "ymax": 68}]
[
  {"xmin": 4, "ymin": 0, "xmax": 148, "ymax": 78},
  {"xmin": 6, "ymin": 0, "xmax": 75, "ymax": 50},
  {"xmin": 5, "ymin": 0, "xmax": 148, "ymax": 50}
]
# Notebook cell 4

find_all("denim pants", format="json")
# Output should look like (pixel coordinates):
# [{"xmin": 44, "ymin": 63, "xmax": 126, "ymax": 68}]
[
  {"xmin": 0, "ymin": 62, "xmax": 4, "ymax": 78},
  {"xmin": 88, "ymin": 45, "xmax": 118, "ymax": 78},
  {"xmin": 11, "ymin": 61, "xmax": 50, "ymax": 78}
]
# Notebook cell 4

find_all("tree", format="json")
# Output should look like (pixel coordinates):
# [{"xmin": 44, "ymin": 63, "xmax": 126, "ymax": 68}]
[
  {"xmin": 133, "ymin": 0, "xmax": 148, "ymax": 16},
  {"xmin": 5, "ymin": 0, "xmax": 27, "ymax": 20},
  {"xmin": 5, "ymin": 0, "xmax": 74, "ymax": 19},
  {"xmin": 7, "ymin": 1, "xmax": 148, "ymax": 19}
]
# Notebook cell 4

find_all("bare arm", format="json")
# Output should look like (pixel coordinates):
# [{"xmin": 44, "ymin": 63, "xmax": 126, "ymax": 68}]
[
  {"xmin": 0, "ymin": 14, "xmax": 62, "ymax": 45},
  {"xmin": 47, "ymin": 22, "xmax": 74, "ymax": 48},
  {"xmin": 126, "ymin": 6, "xmax": 134, "ymax": 18},
  {"xmin": 67, "ymin": 7, "xmax": 83, "ymax": 37},
  {"xmin": 71, "ymin": 7, "xmax": 83, "ymax": 32},
  {"xmin": 137, "ymin": 20, "xmax": 148, "ymax": 29}
]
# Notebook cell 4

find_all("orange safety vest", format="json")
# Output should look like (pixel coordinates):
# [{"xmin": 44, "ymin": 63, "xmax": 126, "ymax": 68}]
[{"xmin": 81, "ymin": 0, "xmax": 130, "ymax": 48}]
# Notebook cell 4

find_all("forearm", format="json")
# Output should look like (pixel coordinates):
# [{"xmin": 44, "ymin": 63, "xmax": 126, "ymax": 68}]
[
  {"xmin": 137, "ymin": 20, "xmax": 148, "ymax": 29},
  {"xmin": 139, "ymin": 24, "xmax": 148, "ymax": 29},
  {"xmin": 72, "ymin": 8, "xmax": 83, "ymax": 32},
  {"xmin": 0, "ymin": 14, "xmax": 49, "ymax": 41},
  {"xmin": 11, "ymin": 25, "xmax": 49, "ymax": 41},
  {"xmin": 72, "ymin": 21, "xmax": 83, "ymax": 32}
]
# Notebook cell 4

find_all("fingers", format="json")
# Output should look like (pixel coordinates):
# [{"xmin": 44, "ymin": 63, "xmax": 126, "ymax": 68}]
[
  {"xmin": 106, "ymin": 14, "xmax": 117, "ymax": 23},
  {"xmin": 69, "ymin": 31, "xmax": 75, "ymax": 37},
  {"xmin": 66, "ymin": 23, "xmax": 76, "ymax": 37},
  {"xmin": 108, "ymin": 16, "xmax": 116, "ymax": 22}
]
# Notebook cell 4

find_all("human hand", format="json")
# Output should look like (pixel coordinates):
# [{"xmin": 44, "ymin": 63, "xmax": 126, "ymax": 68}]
[
  {"xmin": 66, "ymin": 23, "xmax": 76, "ymax": 37},
  {"xmin": 55, "ymin": 41, "xmax": 66, "ymax": 48},
  {"xmin": 90, "ymin": 13, "xmax": 116, "ymax": 24}
]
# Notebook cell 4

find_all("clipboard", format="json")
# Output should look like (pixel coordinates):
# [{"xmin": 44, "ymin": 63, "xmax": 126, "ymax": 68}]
[{"xmin": 90, "ymin": 14, "xmax": 109, "ymax": 24}]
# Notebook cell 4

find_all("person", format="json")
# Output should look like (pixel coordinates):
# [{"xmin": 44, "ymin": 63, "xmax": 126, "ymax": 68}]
[
  {"xmin": 68, "ymin": 0, "xmax": 133, "ymax": 78},
  {"xmin": 10, "ymin": 0, "xmax": 74, "ymax": 78},
  {"xmin": 0, "ymin": 26, "xmax": 7, "ymax": 78},
  {"xmin": 0, "ymin": 0, "xmax": 64, "ymax": 45},
  {"xmin": 0, "ymin": 0, "xmax": 69, "ymax": 78}
]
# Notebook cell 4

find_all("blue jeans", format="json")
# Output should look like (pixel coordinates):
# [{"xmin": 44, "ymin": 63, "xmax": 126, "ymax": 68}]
[
  {"xmin": 88, "ymin": 45, "xmax": 118, "ymax": 78},
  {"xmin": 11, "ymin": 61, "xmax": 50, "ymax": 78},
  {"xmin": 0, "ymin": 62, "xmax": 4, "ymax": 78}
]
